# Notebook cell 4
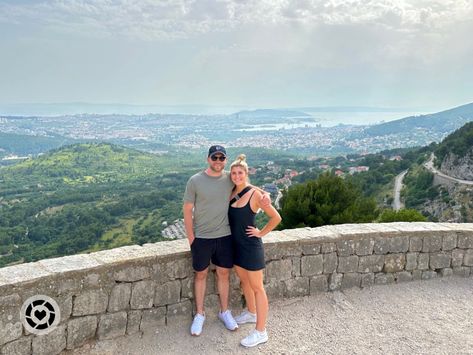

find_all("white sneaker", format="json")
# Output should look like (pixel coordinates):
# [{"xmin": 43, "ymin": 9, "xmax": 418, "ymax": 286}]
[
  {"xmin": 190, "ymin": 313, "xmax": 205, "ymax": 336},
  {"xmin": 240, "ymin": 329, "xmax": 268, "ymax": 348},
  {"xmin": 218, "ymin": 310, "xmax": 238, "ymax": 331},
  {"xmin": 234, "ymin": 310, "xmax": 257, "ymax": 324}
]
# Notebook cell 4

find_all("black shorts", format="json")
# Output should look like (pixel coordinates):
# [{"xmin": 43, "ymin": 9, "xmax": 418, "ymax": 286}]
[{"xmin": 190, "ymin": 235, "xmax": 233, "ymax": 271}]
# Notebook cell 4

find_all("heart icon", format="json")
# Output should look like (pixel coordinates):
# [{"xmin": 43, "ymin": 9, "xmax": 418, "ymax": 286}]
[{"xmin": 34, "ymin": 309, "xmax": 47, "ymax": 321}]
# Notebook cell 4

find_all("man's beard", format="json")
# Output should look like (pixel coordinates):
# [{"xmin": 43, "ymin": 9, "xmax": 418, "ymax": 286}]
[{"xmin": 209, "ymin": 164, "xmax": 224, "ymax": 173}]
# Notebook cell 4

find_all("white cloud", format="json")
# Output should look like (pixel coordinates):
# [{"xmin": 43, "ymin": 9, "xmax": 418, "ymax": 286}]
[{"xmin": 1, "ymin": 0, "xmax": 471, "ymax": 40}]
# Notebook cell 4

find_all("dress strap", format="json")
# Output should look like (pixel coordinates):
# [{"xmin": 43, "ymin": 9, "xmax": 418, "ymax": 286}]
[{"xmin": 230, "ymin": 186, "xmax": 252, "ymax": 205}]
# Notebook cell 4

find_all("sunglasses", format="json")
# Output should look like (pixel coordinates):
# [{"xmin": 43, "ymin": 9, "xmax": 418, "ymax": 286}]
[{"xmin": 211, "ymin": 155, "xmax": 226, "ymax": 162}]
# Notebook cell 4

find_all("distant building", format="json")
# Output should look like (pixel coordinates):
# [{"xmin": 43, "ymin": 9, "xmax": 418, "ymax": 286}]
[
  {"xmin": 348, "ymin": 166, "xmax": 370, "ymax": 175},
  {"xmin": 390, "ymin": 155, "xmax": 403, "ymax": 161},
  {"xmin": 334, "ymin": 170, "xmax": 344, "ymax": 177},
  {"xmin": 319, "ymin": 164, "xmax": 330, "ymax": 170}
]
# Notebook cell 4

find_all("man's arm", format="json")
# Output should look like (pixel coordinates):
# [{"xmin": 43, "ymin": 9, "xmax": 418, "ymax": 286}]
[
  {"xmin": 183, "ymin": 202, "xmax": 195, "ymax": 246},
  {"xmin": 249, "ymin": 184, "xmax": 271, "ymax": 208}
]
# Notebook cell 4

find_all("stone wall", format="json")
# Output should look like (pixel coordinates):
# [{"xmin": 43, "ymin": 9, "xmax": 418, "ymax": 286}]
[{"xmin": 1, "ymin": 222, "xmax": 473, "ymax": 354}]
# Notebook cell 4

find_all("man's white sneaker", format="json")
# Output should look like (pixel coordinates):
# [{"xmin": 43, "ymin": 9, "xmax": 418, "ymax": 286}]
[
  {"xmin": 218, "ymin": 310, "xmax": 238, "ymax": 331},
  {"xmin": 190, "ymin": 313, "xmax": 205, "ymax": 336},
  {"xmin": 234, "ymin": 310, "xmax": 257, "ymax": 324},
  {"xmin": 240, "ymin": 329, "xmax": 268, "ymax": 348}
]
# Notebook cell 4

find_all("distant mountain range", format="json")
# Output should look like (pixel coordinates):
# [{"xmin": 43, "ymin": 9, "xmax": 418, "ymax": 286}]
[{"xmin": 363, "ymin": 102, "xmax": 473, "ymax": 136}]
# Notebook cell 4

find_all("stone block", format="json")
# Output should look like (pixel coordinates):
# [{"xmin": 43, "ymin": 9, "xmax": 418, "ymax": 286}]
[
  {"xmin": 452, "ymin": 249, "xmax": 465, "ymax": 267},
  {"xmin": 264, "ymin": 280, "xmax": 285, "ymax": 299},
  {"xmin": 114, "ymin": 266, "xmax": 152, "ymax": 282},
  {"xmin": 442, "ymin": 235, "xmax": 457, "ymax": 251},
  {"xmin": 429, "ymin": 252, "xmax": 451, "ymax": 269},
  {"xmin": 389, "ymin": 236, "xmax": 409, "ymax": 253},
  {"xmin": 341, "ymin": 273, "xmax": 361, "ymax": 289},
  {"xmin": 417, "ymin": 253, "xmax": 429, "ymax": 270},
  {"xmin": 355, "ymin": 238, "xmax": 374, "ymax": 256},
  {"xmin": 0, "ymin": 321, "xmax": 22, "ymax": 347},
  {"xmin": 328, "ymin": 273, "xmax": 342, "ymax": 291},
  {"xmin": 358, "ymin": 255, "xmax": 384, "ymax": 273},
  {"xmin": 32, "ymin": 324, "xmax": 66, "ymax": 355},
  {"xmin": 266, "ymin": 259, "xmax": 292, "ymax": 280},
  {"xmin": 321, "ymin": 243, "xmax": 336, "ymax": 253},
  {"xmin": 323, "ymin": 253, "xmax": 338, "ymax": 274},
  {"xmin": 394, "ymin": 271, "xmax": 413, "ymax": 283},
  {"xmin": 405, "ymin": 252, "xmax": 418, "ymax": 271},
  {"xmin": 73, "ymin": 289, "xmax": 108, "ymax": 316},
  {"xmin": 337, "ymin": 240, "xmax": 355, "ymax": 256},
  {"xmin": 310, "ymin": 275, "xmax": 328, "ymax": 293},
  {"xmin": 384, "ymin": 254, "xmax": 406, "ymax": 273},
  {"xmin": 284, "ymin": 278, "xmax": 309, "ymax": 298},
  {"xmin": 108, "ymin": 283, "xmax": 132, "ymax": 312},
  {"xmin": 66, "ymin": 316, "xmax": 97, "ymax": 349},
  {"xmin": 464, "ymin": 249, "xmax": 473, "ymax": 266},
  {"xmin": 453, "ymin": 267, "xmax": 471, "ymax": 277},
  {"xmin": 264, "ymin": 243, "xmax": 301, "ymax": 260},
  {"xmin": 422, "ymin": 235, "xmax": 442, "ymax": 252},
  {"xmin": 458, "ymin": 235, "xmax": 473, "ymax": 249},
  {"xmin": 126, "ymin": 310, "xmax": 142, "ymax": 335},
  {"xmin": 361, "ymin": 273, "xmax": 374, "ymax": 288},
  {"xmin": 130, "ymin": 280, "xmax": 155, "ymax": 309},
  {"xmin": 412, "ymin": 270, "xmax": 422, "ymax": 280},
  {"xmin": 153, "ymin": 258, "xmax": 193, "ymax": 283},
  {"xmin": 409, "ymin": 237, "xmax": 423, "ymax": 252},
  {"xmin": 301, "ymin": 255, "xmax": 323, "ymax": 276},
  {"xmin": 0, "ymin": 336, "xmax": 31, "ymax": 355},
  {"xmin": 140, "ymin": 307, "xmax": 166, "ymax": 333},
  {"xmin": 57, "ymin": 295, "xmax": 73, "ymax": 322},
  {"xmin": 167, "ymin": 300, "xmax": 192, "ymax": 325},
  {"xmin": 154, "ymin": 280, "xmax": 181, "ymax": 307},
  {"xmin": 302, "ymin": 243, "xmax": 321, "ymax": 255},
  {"xmin": 374, "ymin": 273, "xmax": 394, "ymax": 285},
  {"xmin": 338, "ymin": 256, "xmax": 359, "ymax": 273},
  {"xmin": 203, "ymin": 294, "xmax": 220, "ymax": 310},
  {"xmin": 440, "ymin": 268, "xmax": 453, "ymax": 277},
  {"xmin": 373, "ymin": 238, "xmax": 390, "ymax": 254},
  {"xmin": 180, "ymin": 278, "xmax": 194, "ymax": 300},
  {"xmin": 98, "ymin": 311, "xmax": 127, "ymax": 340},
  {"xmin": 421, "ymin": 271, "xmax": 437, "ymax": 280},
  {"xmin": 291, "ymin": 257, "xmax": 301, "ymax": 277}
]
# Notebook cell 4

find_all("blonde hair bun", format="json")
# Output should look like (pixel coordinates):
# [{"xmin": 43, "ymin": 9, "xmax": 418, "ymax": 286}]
[{"xmin": 237, "ymin": 154, "xmax": 246, "ymax": 162}]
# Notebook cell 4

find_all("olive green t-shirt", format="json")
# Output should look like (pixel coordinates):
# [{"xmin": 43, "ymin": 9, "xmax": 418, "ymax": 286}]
[{"xmin": 183, "ymin": 171, "xmax": 234, "ymax": 239}]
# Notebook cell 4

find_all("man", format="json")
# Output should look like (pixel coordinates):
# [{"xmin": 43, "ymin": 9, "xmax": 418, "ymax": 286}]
[
  {"xmin": 183, "ymin": 145, "xmax": 270, "ymax": 336},
  {"xmin": 183, "ymin": 145, "xmax": 238, "ymax": 336}
]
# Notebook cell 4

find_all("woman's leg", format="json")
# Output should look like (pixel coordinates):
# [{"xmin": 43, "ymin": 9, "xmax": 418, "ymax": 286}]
[
  {"xmin": 247, "ymin": 270, "xmax": 268, "ymax": 331},
  {"xmin": 234, "ymin": 265, "xmax": 256, "ymax": 313}
]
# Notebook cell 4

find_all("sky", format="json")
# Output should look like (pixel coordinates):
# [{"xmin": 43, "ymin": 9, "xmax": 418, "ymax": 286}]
[{"xmin": 1, "ymin": 0, "xmax": 472, "ymax": 112}]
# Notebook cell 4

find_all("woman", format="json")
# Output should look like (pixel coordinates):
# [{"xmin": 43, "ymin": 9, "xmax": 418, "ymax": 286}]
[{"xmin": 228, "ymin": 154, "xmax": 282, "ymax": 348}]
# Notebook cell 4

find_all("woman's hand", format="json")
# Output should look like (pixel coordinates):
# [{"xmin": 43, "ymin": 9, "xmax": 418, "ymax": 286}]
[{"xmin": 246, "ymin": 226, "xmax": 263, "ymax": 238}]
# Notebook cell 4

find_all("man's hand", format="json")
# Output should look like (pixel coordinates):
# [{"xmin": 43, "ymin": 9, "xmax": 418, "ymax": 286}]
[
  {"xmin": 260, "ymin": 192, "xmax": 271, "ymax": 208},
  {"xmin": 188, "ymin": 235, "xmax": 195, "ymax": 246}
]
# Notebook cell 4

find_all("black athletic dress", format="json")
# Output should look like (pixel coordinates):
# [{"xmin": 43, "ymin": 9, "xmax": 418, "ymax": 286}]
[{"xmin": 228, "ymin": 190, "xmax": 265, "ymax": 271}]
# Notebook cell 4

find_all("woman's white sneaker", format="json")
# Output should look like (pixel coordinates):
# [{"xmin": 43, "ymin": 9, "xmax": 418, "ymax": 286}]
[
  {"xmin": 240, "ymin": 329, "xmax": 268, "ymax": 348},
  {"xmin": 234, "ymin": 310, "xmax": 257, "ymax": 324},
  {"xmin": 190, "ymin": 313, "xmax": 205, "ymax": 336}
]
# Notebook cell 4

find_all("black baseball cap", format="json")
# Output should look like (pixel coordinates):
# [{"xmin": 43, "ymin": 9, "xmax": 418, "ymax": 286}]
[{"xmin": 208, "ymin": 145, "xmax": 227, "ymax": 157}]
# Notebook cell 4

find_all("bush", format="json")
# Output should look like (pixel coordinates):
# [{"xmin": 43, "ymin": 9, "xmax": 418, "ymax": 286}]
[{"xmin": 378, "ymin": 209, "xmax": 427, "ymax": 222}]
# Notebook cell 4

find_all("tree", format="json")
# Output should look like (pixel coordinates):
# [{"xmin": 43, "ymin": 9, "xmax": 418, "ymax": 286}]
[
  {"xmin": 279, "ymin": 172, "xmax": 378, "ymax": 229},
  {"xmin": 378, "ymin": 209, "xmax": 427, "ymax": 222}
]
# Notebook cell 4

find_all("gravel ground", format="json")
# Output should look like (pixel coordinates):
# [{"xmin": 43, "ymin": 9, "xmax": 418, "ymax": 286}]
[{"xmin": 70, "ymin": 276, "xmax": 473, "ymax": 355}]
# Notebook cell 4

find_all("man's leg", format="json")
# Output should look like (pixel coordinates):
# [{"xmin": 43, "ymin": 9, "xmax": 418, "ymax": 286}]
[
  {"xmin": 194, "ymin": 267, "xmax": 209, "ymax": 315},
  {"xmin": 216, "ymin": 266, "xmax": 230, "ymax": 311}
]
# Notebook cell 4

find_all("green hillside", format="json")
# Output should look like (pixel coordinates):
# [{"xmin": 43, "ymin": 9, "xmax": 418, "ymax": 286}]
[
  {"xmin": 0, "ymin": 143, "xmax": 194, "ymax": 267},
  {"xmin": 434, "ymin": 121, "xmax": 473, "ymax": 163}
]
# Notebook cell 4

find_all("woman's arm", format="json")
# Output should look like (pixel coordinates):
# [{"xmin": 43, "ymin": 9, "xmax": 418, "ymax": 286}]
[{"xmin": 246, "ymin": 190, "xmax": 282, "ymax": 238}]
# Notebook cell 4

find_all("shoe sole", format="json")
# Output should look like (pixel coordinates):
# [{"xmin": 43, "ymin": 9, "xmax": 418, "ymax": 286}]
[
  {"xmin": 236, "ymin": 319, "xmax": 257, "ymax": 325},
  {"xmin": 241, "ymin": 337, "xmax": 268, "ymax": 348}
]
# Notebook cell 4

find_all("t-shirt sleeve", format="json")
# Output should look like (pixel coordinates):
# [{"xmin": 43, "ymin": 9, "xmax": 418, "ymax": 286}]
[{"xmin": 183, "ymin": 177, "xmax": 196, "ymax": 203}]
